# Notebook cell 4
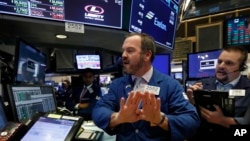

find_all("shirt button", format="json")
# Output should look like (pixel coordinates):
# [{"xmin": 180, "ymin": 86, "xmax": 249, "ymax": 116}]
[{"xmin": 135, "ymin": 129, "xmax": 139, "ymax": 133}]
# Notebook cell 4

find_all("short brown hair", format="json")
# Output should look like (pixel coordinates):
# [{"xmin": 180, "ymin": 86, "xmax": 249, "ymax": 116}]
[{"xmin": 126, "ymin": 33, "xmax": 156, "ymax": 62}]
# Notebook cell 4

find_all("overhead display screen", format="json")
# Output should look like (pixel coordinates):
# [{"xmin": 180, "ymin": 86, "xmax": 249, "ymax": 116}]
[
  {"xmin": 129, "ymin": 0, "xmax": 179, "ymax": 49},
  {"xmin": 75, "ymin": 54, "xmax": 102, "ymax": 70},
  {"xmin": 225, "ymin": 16, "xmax": 250, "ymax": 46},
  {"xmin": 0, "ymin": 0, "xmax": 122, "ymax": 29},
  {"xmin": 0, "ymin": 0, "xmax": 64, "ymax": 20},
  {"xmin": 64, "ymin": 0, "xmax": 122, "ymax": 29}
]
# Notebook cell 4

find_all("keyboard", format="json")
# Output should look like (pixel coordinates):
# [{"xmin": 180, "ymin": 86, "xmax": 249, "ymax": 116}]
[{"xmin": 78, "ymin": 130, "xmax": 96, "ymax": 139}]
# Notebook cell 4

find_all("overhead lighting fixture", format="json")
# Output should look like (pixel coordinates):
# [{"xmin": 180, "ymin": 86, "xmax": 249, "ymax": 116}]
[
  {"xmin": 55, "ymin": 34, "xmax": 68, "ymax": 39},
  {"xmin": 184, "ymin": 0, "xmax": 191, "ymax": 11}
]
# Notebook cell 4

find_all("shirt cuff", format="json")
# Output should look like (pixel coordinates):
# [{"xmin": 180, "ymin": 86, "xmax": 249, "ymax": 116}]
[{"xmin": 74, "ymin": 103, "xmax": 80, "ymax": 109}]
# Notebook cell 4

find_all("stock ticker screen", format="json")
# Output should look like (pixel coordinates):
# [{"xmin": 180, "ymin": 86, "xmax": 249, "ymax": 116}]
[
  {"xmin": 129, "ymin": 0, "xmax": 179, "ymax": 49},
  {"xmin": 0, "ymin": 0, "xmax": 123, "ymax": 29},
  {"xmin": 0, "ymin": 0, "xmax": 64, "ymax": 20},
  {"xmin": 226, "ymin": 16, "xmax": 250, "ymax": 46}
]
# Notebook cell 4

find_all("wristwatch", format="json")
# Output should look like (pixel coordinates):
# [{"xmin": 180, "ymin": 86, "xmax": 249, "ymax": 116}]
[{"xmin": 157, "ymin": 113, "xmax": 165, "ymax": 126}]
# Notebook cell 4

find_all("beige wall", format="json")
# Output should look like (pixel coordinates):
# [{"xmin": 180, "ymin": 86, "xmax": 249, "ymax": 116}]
[{"xmin": 45, "ymin": 75, "xmax": 72, "ymax": 83}]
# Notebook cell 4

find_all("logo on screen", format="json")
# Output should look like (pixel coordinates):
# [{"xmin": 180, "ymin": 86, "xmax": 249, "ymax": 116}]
[
  {"xmin": 145, "ymin": 11, "xmax": 166, "ymax": 31},
  {"xmin": 154, "ymin": 17, "xmax": 167, "ymax": 31},
  {"xmin": 145, "ymin": 11, "xmax": 154, "ymax": 20},
  {"xmin": 234, "ymin": 18, "xmax": 240, "ymax": 23},
  {"xmin": 85, "ymin": 5, "xmax": 104, "ymax": 14},
  {"xmin": 84, "ymin": 5, "xmax": 104, "ymax": 21}
]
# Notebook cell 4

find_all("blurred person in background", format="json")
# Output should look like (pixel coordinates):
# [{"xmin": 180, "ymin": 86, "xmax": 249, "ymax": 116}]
[{"xmin": 65, "ymin": 68, "xmax": 101, "ymax": 120}]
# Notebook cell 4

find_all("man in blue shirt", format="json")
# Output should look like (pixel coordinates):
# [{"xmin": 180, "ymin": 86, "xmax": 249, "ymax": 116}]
[
  {"xmin": 187, "ymin": 46, "xmax": 250, "ymax": 140},
  {"xmin": 92, "ymin": 33, "xmax": 200, "ymax": 141}
]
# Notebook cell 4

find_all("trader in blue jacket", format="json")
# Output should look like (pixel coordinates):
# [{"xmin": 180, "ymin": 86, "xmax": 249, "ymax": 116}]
[
  {"xmin": 92, "ymin": 33, "xmax": 200, "ymax": 141},
  {"xmin": 187, "ymin": 46, "xmax": 250, "ymax": 140}
]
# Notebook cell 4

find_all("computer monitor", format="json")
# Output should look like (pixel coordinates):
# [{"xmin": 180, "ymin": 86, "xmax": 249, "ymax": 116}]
[
  {"xmin": 75, "ymin": 54, "xmax": 102, "ymax": 70},
  {"xmin": 99, "ymin": 74, "xmax": 112, "ymax": 85},
  {"xmin": 174, "ymin": 72, "xmax": 183, "ymax": 79},
  {"xmin": 21, "ymin": 116, "xmax": 83, "ymax": 141},
  {"xmin": 187, "ymin": 49, "xmax": 222, "ymax": 79},
  {"xmin": 7, "ymin": 85, "xmax": 57, "ymax": 122},
  {"xmin": 14, "ymin": 39, "xmax": 47, "ymax": 84},
  {"xmin": 152, "ymin": 54, "xmax": 171, "ymax": 75}
]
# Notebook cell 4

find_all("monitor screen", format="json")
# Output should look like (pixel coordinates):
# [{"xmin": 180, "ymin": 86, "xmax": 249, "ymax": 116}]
[
  {"xmin": 225, "ymin": 16, "xmax": 250, "ymax": 46},
  {"xmin": 21, "ymin": 117, "xmax": 75, "ymax": 141},
  {"xmin": 152, "ymin": 54, "xmax": 170, "ymax": 75},
  {"xmin": 99, "ymin": 74, "xmax": 112, "ymax": 85},
  {"xmin": 187, "ymin": 49, "xmax": 222, "ymax": 79},
  {"xmin": 64, "ymin": 0, "xmax": 123, "ymax": 29},
  {"xmin": 7, "ymin": 85, "xmax": 57, "ymax": 122},
  {"xmin": 75, "ymin": 54, "xmax": 101, "ymax": 70},
  {"xmin": 14, "ymin": 39, "xmax": 47, "ymax": 84},
  {"xmin": 129, "ymin": 0, "xmax": 179, "ymax": 49},
  {"xmin": 0, "ymin": 0, "xmax": 64, "ymax": 21},
  {"xmin": 0, "ymin": 0, "xmax": 122, "ymax": 29},
  {"xmin": 174, "ymin": 72, "xmax": 183, "ymax": 79}
]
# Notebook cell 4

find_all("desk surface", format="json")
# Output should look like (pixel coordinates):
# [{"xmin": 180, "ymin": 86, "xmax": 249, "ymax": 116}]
[{"xmin": 82, "ymin": 121, "xmax": 116, "ymax": 141}]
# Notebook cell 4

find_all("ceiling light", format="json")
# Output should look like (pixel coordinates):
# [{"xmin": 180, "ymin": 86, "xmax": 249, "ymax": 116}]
[
  {"xmin": 184, "ymin": 0, "xmax": 191, "ymax": 11},
  {"xmin": 56, "ymin": 34, "xmax": 68, "ymax": 39}
]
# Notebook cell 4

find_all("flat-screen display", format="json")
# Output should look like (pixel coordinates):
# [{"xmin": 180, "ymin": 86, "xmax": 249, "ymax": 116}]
[
  {"xmin": 187, "ymin": 49, "xmax": 222, "ymax": 79},
  {"xmin": 75, "ymin": 54, "xmax": 101, "ymax": 70},
  {"xmin": 21, "ymin": 117, "xmax": 75, "ymax": 141},
  {"xmin": 225, "ymin": 16, "xmax": 250, "ymax": 46},
  {"xmin": 14, "ymin": 39, "xmax": 47, "ymax": 84},
  {"xmin": 0, "ymin": 0, "xmax": 123, "ymax": 29},
  {"xmin": 152, "ymin": 54, "xmax": 170, "ymax": 75},
  {"xmin": 64, "ymin": 0, "xmax": 123, "ymax": 29},
  {"xmin": 174, "ymin": 72, "xmax": 183, "ymax": 79},
  {"xmin": 129, "ymin": 0, "xmax": 179, "ymax": 49},
  {"xmin": 7, "ymin": 85, "xmax": 57, "ymax": 122},
  {"xmin": 99, "ymin": 74, "xmax": 112, "ymax": 85},
  {"xmin": 0, "ymin": 0, "xmax": 64, "ymax": 21}
]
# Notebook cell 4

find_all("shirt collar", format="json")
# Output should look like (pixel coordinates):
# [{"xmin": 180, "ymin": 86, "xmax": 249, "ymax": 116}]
[
  {"xmin": 84, "ymin": 83, "xmax": 93, "ymax": 89},
  {"xmin": 132, "ymin": 66, "xmax": 153, "ymax": 83},
  {"xmin": 215, "ymin": 75, "xmax": 241, "ymax": 87}
]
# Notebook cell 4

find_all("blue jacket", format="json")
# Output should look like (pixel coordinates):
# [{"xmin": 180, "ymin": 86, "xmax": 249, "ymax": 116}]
[
  {"xmin": 92, "ymin": 69, "xmax": 200, "ymax": 141},
  {"xmin": 199, "ymin": 76, "xmax": 250, "ymax": 124}
]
